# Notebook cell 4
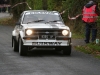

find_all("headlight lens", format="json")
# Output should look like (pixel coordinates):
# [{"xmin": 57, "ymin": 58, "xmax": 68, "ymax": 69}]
[
  {"xmin": 62, "ymin": 30, "xmax": 69, "ymax": 36},
  {"xmin": 26, "ymin": 29, "xmax": 33, "ymax": 35}
]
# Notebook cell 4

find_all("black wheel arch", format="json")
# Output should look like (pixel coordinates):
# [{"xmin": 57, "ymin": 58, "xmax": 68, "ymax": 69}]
[{"xmin": 12, "ymin": 36, "xmax": 17, "ymax": 47}]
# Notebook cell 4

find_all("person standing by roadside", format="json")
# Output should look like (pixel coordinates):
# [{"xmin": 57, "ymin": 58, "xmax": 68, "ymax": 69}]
[
  {"xmin": 68, "ymin": 0, "xmax": 100, "ymax": 43},
  {"xmin": 3, "ymin": 0, "xmax": 9, "ymax": 12},
  {"xmin": 0, "ymin": 0, "xmax": 4, "ymax": 12},
  {"xmin": 82, "ymin": 0, "xmax": 100, "ymax": 43}
]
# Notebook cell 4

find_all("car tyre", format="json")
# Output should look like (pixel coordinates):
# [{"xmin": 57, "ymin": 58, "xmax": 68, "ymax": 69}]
[
  {"xmin": 12, "ymin": 36, "xmax": 19, "ymax": 52},
  {"xmin": 19, "ymin": 38, "xmax": 27, "ymax": 56},
  {"xmin": 63, "ymin": 45, "xmax": 71, "ymax": 55}
]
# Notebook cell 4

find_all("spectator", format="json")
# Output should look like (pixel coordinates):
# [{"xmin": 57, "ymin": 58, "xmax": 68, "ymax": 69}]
[
  {"xmin": 2, "ymin": 0, "xmax": 10, "ymax": 12},
  {"xmin": 82, "ymin": 0, "xmax": 100, "ymax": 43},
  {"xmin": 68, "ymin": 0, "xmax": 100, "ymax": 43},
  {"xmin": 0, "ymin": 0, "xmax": 4, "ymax": 12}
]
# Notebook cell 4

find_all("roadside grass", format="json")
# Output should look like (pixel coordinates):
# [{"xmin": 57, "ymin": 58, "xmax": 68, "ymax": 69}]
[
  {"xmin": 75, "ymin": 43, "xmax": 100, "ymax": 59},
  {"xmin": 72, "ymin": 32, "xmax": 85, "ymax": 39},
  {"xmin": 72, "ymin": 31, "xmax": 100, "ymax": 59},
  {"xmin": 0, "ymin": 17, "xmax": 16, "ymax": 26}
]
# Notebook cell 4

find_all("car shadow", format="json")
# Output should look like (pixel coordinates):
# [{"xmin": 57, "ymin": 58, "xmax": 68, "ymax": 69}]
[{"xmin": 27, "ymin": 49, "xmax": 71, "ymax": 57}]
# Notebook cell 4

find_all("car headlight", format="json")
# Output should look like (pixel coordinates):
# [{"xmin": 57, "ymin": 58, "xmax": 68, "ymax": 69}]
[
  {"xmin": 26, "ymin": 29, "xmax": 33, "ymax": 35},
  {"xmin": 62, "ymin": 30, "xmax": 69, "ymax": 36}
]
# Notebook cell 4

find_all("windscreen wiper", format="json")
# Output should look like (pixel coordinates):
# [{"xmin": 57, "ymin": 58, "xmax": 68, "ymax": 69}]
[
  {"xmin": 27, "ymin": 20, "xmax": 45, "ymax": 24},
  {"xmin": 46, "ymin": 20, "xmax": 61, "ymax": 23}
]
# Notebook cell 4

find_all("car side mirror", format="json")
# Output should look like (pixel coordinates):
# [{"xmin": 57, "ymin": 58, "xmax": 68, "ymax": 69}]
[{"xmin": 16, "ymin": 22, "xmax": 20, "ymax": 25}]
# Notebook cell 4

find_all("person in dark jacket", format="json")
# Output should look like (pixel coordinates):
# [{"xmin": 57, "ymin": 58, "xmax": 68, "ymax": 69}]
[
  {"xmin": 3, "ymin": 0, "xmax": 8, "ymax": 12},
  {"xmin": 0, "ymin": 0, "xmax": 4, "ymax": 12},
  {"xmin": 2, "ymin": 0, "xmax": 10, "ymax": 12}
]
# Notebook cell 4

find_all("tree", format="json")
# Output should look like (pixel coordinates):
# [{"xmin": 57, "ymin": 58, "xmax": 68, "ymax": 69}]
[
  {"xmin": 10, "ymin": 0, "xmax": 26, "ymax": 19},
  {"xmin": 42, "ymin": 0, "xmax": 48, "ymax": 10}
]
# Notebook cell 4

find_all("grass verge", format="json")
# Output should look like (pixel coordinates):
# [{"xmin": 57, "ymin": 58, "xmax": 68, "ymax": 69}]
[
  {"xmin": 72, "ymin": 32, "xmax": 85, "ymax": 39},
  {"xmin": 75, "ymin": 43, "xmax": 100, "ymax": 59},
  {"xmin": 0, "ymin": 17, "xmax": 16, "ymax": 26},
  {"xmin": 73, "ymin": 32, "xmax": 100, "ymax": 59}
]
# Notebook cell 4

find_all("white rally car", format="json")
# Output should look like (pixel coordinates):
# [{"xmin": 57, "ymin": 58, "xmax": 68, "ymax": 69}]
[{"xmin": 12, "ymin": 10, "xmax": 72, "ymax": 56}]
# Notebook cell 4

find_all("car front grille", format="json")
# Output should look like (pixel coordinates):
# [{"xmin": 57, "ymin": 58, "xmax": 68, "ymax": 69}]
[
  {"xmin": 36, "ymin": 30, "xmax": 62, "ymax": 35},
  {"xmin": 25, "ymin": 29, "xmax": 69, "ymax": 40}
]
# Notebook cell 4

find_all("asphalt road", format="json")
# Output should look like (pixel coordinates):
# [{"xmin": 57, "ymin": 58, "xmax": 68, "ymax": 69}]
[{"xmin": 0, "ymin": 13, "xmax": 100, "ymax": 75}]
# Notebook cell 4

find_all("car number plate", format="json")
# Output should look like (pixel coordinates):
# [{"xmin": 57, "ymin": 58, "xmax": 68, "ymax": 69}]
[{"xmin": 39, "ymin": 35, "xmax": 55, "ymax": 39}]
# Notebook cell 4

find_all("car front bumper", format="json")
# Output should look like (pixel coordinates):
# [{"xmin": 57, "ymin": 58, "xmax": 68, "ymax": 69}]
[{"xmin": 23, "ymin": 39, "xmax": 71, "ymax": 47}]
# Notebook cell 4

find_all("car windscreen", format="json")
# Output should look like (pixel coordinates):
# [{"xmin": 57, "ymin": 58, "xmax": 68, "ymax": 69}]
[{"xmin": 22, "ymin": 12, "xmax": 63, "ymax": 24}]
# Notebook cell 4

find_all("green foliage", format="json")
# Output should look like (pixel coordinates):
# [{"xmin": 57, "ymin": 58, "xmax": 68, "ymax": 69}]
[
  {"xmin": 10, "ymin": 0, "xmax": 26, "ymax": 19},
  {"xmin": 33, "ymin": 0, "xmax": 42, "ymax": 9},
  {"xmin": 47, "ymin": 0, "xmax": 54, "ymax": 10},
  {"xmin": 72, "ymin": 32, "xmax": 85, "ymax": 39},
  {"xmin": 0, "ymin": 17, "xmax": 16, "ymax": 26},
  {"xmin": 61, "ymin": 0, "xmax": 89, "ymax": 31}
]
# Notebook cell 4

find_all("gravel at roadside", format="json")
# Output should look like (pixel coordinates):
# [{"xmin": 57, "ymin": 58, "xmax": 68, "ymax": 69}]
[
  {"xmin": 0, "ymin": 12, "xmax": 12, "ymax": 18},
  {"xmin": 72, "ymin": 39, "xmax": 86, "ymax": 46}
]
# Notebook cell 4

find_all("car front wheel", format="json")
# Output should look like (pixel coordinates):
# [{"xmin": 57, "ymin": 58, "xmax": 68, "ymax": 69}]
[
  {"xmin": 12, "ymin": 37, "xmax": 18, "ymax": 52},
  {"xmin": 19, "ymin": 38, "xmax": 27, "ymax": 56}
]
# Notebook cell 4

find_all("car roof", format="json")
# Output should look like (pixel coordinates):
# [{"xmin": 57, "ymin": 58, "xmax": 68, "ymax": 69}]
[{"xmin": 22, "ymin": 10, "xmax": 59, "ymax": 14}]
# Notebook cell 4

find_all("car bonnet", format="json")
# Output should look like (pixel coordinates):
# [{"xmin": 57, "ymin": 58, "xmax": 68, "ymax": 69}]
[{"xmin": 22, "ymin": 23, "xmax": 70, "ymax": 30}]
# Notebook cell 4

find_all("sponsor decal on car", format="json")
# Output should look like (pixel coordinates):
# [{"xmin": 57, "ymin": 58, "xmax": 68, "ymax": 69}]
[
  {"xmin": 32, "ymin": 42, "xmax": 62, "ymax": 46},
  {"xmin": 25, "ymin": 12, "xmax": 59, "ymax": 15}
]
